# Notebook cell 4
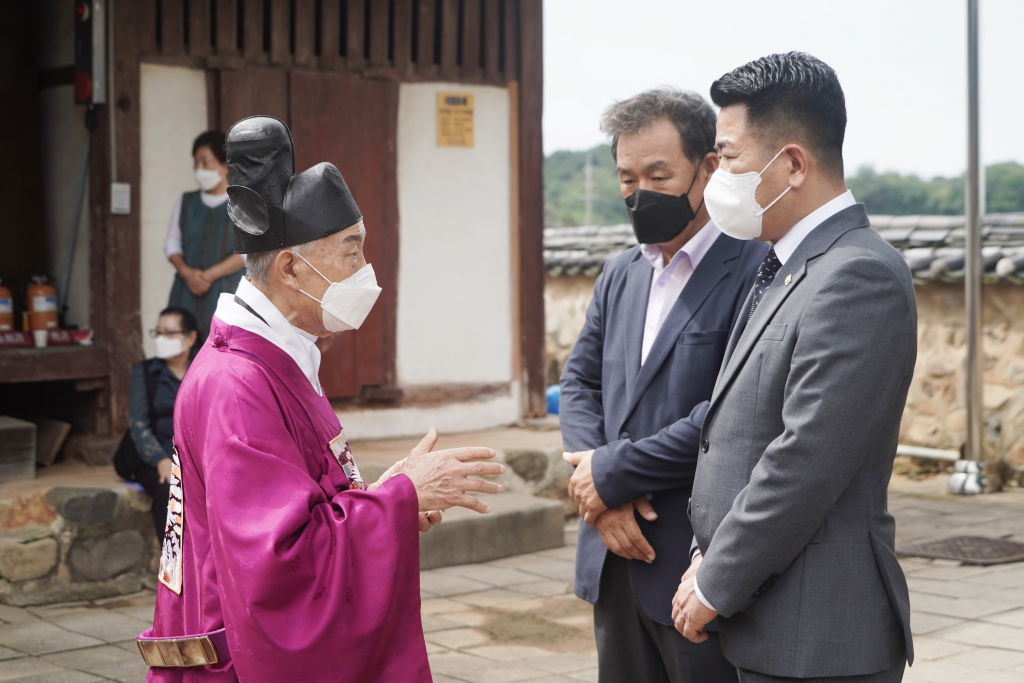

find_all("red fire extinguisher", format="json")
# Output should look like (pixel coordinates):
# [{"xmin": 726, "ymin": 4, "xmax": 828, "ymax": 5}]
[
  {"xmin": 26, "ymin": 276, "xmax": 59, "ymax": 331},
  {"xmin": 0, "ymin": 277, "xmax": 12, "ymax": 331}
]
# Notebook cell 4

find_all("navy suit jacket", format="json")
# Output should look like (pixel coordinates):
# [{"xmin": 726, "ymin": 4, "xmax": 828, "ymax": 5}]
[{"xmin": 560, "ymin": 232, "xmax": 767, "ymax": 626}]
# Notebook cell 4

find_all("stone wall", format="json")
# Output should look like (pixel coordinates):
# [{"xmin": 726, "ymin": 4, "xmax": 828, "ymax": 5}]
[
  {"xmin": 903, "ymin": 283, "xmax": 1024, "ymax": 467},
  {"xmin": 544, "ymin": 276, "xmax": 597, "ymax": 385},
  {"xmin": 544, "ymin": 275, "xmax": 1024, "ymax": 470},
  {"xmin": 0, "ymin": 486, "xmax": 159, "ymax": 606}
]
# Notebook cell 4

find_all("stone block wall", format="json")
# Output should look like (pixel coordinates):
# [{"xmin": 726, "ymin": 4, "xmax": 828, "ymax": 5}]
[
  {"xmin": 545, "ymin": 275, "xmax": 597, "ymax": 385},
  {"xmin": 0, "ymin": 486, "xmax": 159, "ymax": 606},
  {"xmin": 903, "ymin": 283, "xmax": 1024, "ymax": 467},
  {"xmin": 544, "ymin": 275, "xmax": 1024, "ymax": 472}
]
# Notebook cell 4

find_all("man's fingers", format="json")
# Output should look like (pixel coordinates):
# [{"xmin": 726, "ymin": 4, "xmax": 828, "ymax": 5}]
[
  {"xmin": 451, "ymin": 494, "xmax": 491, "ymax": 514},
  {"xmin": 460, "ymin": 477, "xmax": 503, "ymax": 495},
  {"xmin": 609, "ymin": 526, "xmax": 648, "ymax": 561},
  {"xmin": 449, "ymin": 447, "xmax": 498, "ymax": 462},
  {"xmin": 624, "ymin": 524, "xmax": 655, "ymax": 562},
  {"xmin": 459, "ymin": 461, "xmax": 506, "ymax": 477},
  {"xmin": 583, "ymin": 507, "xmax": 602, "ymax": 527},
  {"xmin": 633, "ymin": 496, "xmax": 657, "ymax": 521},
  {"xmin": 425, "ymin": 510, "xmax": 442, "ymax": 526},
  {"xmin": 562, "ymin": 451, "xmax": 583, "ymax": 466},
  {"xmin": 411, "ymin": 426, "xmax": 439, "ymax": 457},
  {"xmin": 418, "ymin": 513, "xmax": 433, "ymax": 532}
]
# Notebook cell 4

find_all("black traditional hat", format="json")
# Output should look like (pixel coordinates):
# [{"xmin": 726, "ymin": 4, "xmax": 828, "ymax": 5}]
[{"xmin": 225, "ymin": 116, "xmax": 363, "ymax": 254}]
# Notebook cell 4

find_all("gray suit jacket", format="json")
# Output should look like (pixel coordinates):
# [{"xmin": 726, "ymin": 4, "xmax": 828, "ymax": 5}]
[{"xmin": 689, "ymin": 204, "xmax": 916, "ymax": 678}]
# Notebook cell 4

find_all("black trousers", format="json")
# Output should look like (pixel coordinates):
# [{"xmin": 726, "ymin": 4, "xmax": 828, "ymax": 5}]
[
  {"xmin": 594, "ymin": 553, "xmax": 737, "ymax": 683},
  {"xmin": 114, "ymin": 431, "xmax": 170, "ymax": 541},
  {"xmin": 130, "ymin": 461, "xmax": 170, "ymax": 541}
]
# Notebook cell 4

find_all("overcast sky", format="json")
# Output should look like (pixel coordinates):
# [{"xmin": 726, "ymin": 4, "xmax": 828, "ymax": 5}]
[{"xmin": 543, "ymin": 0, "xmax": 1024, "ymax": 179}]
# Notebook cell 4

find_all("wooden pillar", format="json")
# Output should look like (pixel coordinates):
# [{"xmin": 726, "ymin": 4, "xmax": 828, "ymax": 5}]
[
  {"xmin": 99, "ymin": 0, "xmax": 145, "ymax": 434},
  {"xmin": 516, "ymin": 0, "xmax": 545, "ymax": 417}
]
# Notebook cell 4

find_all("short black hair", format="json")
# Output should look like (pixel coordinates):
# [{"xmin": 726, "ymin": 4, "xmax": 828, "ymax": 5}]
[
  {"xmin": 710, "ymin": 52, "xmax": 846, "ymax": 179},
  {"xmin": 192, "ymin": 130, "xmax": 227, "ymax": 164},
  {"xmin": 601, "ymin": 88, "xmax": 717, "ymax": 164},
  {"xmin": 159, "ymin": 306, "xmax": 198, "ymax": 337}
]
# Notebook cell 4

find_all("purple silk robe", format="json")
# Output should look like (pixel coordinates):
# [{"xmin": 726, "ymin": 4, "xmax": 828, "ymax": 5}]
[{"xmin": 147, "ymin": 317, "xmax": 430, "ymax": 682}]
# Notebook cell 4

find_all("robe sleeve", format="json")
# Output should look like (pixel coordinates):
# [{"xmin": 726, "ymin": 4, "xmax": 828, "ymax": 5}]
[{"xmin": 201, "ymin": 364, "xmax": 429, "ymax": 683}]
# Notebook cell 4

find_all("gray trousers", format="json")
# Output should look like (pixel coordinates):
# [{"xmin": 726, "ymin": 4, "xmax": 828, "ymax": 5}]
[{"xmin": 594, "ymin": 553, "xmax": 737, "ymax": 683}]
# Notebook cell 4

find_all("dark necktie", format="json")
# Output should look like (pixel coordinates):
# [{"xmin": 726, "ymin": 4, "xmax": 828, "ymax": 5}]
[{"xmin": 748, "ymin": 247, "xmax": 782, "ymax": 321}]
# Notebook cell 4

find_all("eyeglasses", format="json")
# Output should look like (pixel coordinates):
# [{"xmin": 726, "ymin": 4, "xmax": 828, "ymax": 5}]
[{"xmin": 149, "ymin": 328, "xmax": 184, "ymax": 338}]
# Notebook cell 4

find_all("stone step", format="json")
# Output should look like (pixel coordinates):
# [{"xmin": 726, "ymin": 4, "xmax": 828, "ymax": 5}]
[{"xmin": 419, "ymin": 492, "xmax": 565, "ymax": 570}]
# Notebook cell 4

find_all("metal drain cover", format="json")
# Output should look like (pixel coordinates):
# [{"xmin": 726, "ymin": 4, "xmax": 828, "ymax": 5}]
[{"xmin": 896, "ymin": 536, "xmax": 1024, "ymax": 566}]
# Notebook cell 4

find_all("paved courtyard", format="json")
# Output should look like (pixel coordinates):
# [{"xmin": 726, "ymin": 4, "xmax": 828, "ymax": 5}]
[{"xmin": 2, "ymin": 474, "xmax": 1024, "ymax": 682}]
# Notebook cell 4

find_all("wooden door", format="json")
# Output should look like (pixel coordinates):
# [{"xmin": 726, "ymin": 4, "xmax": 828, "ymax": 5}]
[
  {"xmin": 218, "ymin": 68, "xmax": 399, "ymax": 398},
  {"xmin": 290, "ymin": 71, "xmax": 399, "ymax": 398}
]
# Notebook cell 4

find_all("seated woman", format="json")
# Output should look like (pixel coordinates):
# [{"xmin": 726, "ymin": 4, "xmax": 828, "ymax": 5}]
[{"xmin": 113, "ymin": 307, "xmax": 198, "ymax": 539}]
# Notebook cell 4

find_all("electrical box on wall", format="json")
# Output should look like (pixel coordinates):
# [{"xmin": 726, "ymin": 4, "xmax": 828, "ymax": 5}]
[
  {"xmin": 74, "ymin": 0, "xmax": 106, "ymax": 105},
  {"xmin": 111, "ymin": 183, "xmax": 130, "ymax": 215}
]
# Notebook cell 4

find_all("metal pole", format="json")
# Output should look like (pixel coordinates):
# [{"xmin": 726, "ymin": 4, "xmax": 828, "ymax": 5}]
[
  {"xmin": 965, "ymin": 0, "xmax": 984, "ymax": 467},
  {"xmin": 58, "ymin": 137, "xmax": 91, "ymax": 322}
]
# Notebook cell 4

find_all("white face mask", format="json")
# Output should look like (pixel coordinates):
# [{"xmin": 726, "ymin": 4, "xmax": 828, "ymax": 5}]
[
  {"xmin": 704, "ymin": 147, "xmax": 792, "ymax": 240},
  {"xmin": 195, "ymin": 168, "xmax": 223, "ymax": 192},
  {"xmin": 297, "ymin": 255, "xmax": 382, "ymax": 333},
  {"xmin": 154, "ymin": 335, "xmax": 183, "ymax": 359}
]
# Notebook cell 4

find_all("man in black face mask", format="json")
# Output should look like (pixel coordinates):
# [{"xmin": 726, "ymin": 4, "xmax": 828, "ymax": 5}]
[{"xmin": 560, "ymin": 88, "xmax": 766, "ymax": 682}]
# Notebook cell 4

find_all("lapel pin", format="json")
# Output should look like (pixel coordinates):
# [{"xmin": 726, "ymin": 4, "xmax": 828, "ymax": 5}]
[{"xmin": 784, "ymin": 274, "xmax": 792, "ymax": 287}]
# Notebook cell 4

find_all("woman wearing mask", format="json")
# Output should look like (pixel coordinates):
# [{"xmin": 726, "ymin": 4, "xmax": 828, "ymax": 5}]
[
  {"xmin": 165, "ymin": 130, "xmax": 245, "ymax": 343},
  {"xmin": 113, "ymin": 307, "xmax": 198, "ymax": 540}
]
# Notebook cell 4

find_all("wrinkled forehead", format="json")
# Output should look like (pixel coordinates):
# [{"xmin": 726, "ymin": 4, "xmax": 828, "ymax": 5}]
[{"xmin": 341, "ymin": 221, "xmax": 365, "ymax": 243}]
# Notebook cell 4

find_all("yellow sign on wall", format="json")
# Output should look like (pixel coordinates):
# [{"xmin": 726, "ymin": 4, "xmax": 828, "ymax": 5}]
[{"xmin": 437, "ymin": 93, "xmax": 474, "ymax": 147}]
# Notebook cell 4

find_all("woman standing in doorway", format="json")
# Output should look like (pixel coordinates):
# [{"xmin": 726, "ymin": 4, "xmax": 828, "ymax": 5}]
[{"xmin": 165, "ymin": 130, "xmax": 245, "ymax": 344}]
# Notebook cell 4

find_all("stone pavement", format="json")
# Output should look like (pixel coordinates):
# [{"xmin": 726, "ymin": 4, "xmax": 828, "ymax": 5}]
[{"xmin": 2, "ymin": 474, "xmax": 1024, "ymax": 682}]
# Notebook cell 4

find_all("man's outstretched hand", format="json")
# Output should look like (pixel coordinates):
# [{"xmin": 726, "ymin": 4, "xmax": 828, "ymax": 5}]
[
  {"xmin": 371, "ymin": 426, "xmax": 506, "ymax": 514},
  {"xmin": 563, "ymin": 450, "xmax": 608, "ymax": 525}
]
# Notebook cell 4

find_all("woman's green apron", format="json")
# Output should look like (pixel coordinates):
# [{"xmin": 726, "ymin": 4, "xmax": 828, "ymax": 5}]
[{"xmin": 167, "ymin": 191, "xmax": 243, "ymax": 342}]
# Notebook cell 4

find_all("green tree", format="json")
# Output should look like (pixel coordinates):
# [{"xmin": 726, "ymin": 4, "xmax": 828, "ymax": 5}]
[
  {"xmin": 986, "ymin": 162, "xmax": 1024, "ymax": 213},
  {"xmin": 544, "ymin": 144, "xmax": 628, "ymax": 226},
  {"xmin": 846, "ymin": 162, "xmax": 1024, "ymax": 215}
]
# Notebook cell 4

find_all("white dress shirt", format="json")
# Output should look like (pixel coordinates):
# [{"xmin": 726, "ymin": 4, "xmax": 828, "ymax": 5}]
[
  {"xmin": 164, "ymin": 191, "xmax": 230, "ymax": 258},
  {"xmin": 691, "ymin": 189, "xmax": 857, "ymax": 614},
  {"xmin": 213, "ymin": 277, "xmax": 323, "ymax": 396},
  {"xmin": 772, "ymin": 190, "xmax": 856, "ymax": 265},
  {"xmin": 639, "ymin": 221, "xmax": 722, "ymax": 365}
]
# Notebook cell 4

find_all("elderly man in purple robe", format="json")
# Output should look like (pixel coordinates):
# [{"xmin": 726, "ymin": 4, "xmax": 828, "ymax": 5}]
[{"xmin": 137, "ymin": 116, "xmax": 505, "ymax": 683}]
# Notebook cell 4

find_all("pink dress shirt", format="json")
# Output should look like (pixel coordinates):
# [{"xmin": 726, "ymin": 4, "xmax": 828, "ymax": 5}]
[{"xmin": 639, "ymin": 221, "xmax": 722, "ymax": 366}]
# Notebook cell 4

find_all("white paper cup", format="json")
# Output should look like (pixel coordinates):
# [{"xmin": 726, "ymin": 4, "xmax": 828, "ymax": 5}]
[{"xmin": 33, "ymin": 329, "xmax": 48, "ymax": 348}]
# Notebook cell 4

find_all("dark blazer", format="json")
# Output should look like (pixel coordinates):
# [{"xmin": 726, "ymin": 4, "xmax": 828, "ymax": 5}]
[
  {"xmin": 560, "ymin": 231, "xmax": 767, "ymax": 625},
  {"xmin": 691, "ymin": 204, "xmax": 916, "ymax": 677}
]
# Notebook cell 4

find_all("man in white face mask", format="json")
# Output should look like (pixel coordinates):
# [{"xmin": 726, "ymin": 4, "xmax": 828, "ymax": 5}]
[
  {"xmin": 671, "ymin": 53, "xmax": 917, "ymax": 683},
  {"xmin": 141, "ymin": 116, "xmax": 505, "ymax": 683}
]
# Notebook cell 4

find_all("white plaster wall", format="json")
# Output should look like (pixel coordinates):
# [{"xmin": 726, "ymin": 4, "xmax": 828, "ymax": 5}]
[
  {"xmin": 396, "ymin": 83, "xmax": 513, "ymax": 387},
  {"xmin": 38, "ymin": 87, "xmax": 90, "ymax": 329},
  {"xmin": 139, "ymin": 64, "xmax": 208, "ymax": 356},
  {"xmin": 36, "ymin": 0, "xmax": 90, "ymax": 328}
]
